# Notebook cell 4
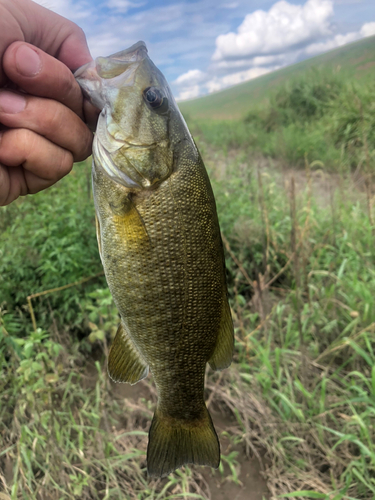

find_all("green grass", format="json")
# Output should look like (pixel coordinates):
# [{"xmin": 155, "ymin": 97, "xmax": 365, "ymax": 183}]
[
  {"xmin": 187, "ymin": 69, "xmax": 375, "ymax": 171},
  {"xmin": 178, "ymin": 35, "xmax": 375, "ymax": 121},
  {"xmin": 2, "ymin": 41, "xmax": 375, "ymax": 497},
  {"xmin": 209, "ymin": 153, "xmax": 375, "ymax": 498},
  {"xmin": 0, "ymin": 162, "xmax": 105, "ymax": 333},
  {"xmin": 2, "ymin": 150, "xmax": 375, "ymax": 498}
]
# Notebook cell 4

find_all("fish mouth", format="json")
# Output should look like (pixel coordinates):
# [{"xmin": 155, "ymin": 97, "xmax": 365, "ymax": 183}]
[
  {"xmin": 99, "ymin": 41, "xmax": 148, "ymax": 66},
  {"xmin": 74, "ymin": 62, "xmax": 96, "ymax": 80},
  {"xmin": 75, "ymin": 41, "xmax": 148, "ymax": 81},
  {"xmin": 96, "ymin": 41, "xmax": 148, "ymax": 80},
  {"xmin": 74, "ymin": 41, "xmax": 149, "ymax": 108}
]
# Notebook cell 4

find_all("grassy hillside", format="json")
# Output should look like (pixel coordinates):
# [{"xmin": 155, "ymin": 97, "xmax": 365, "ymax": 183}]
[
  {"xmin": 182, "ymin": 47, "xmax": 375, "ymax": 171},
  {"xmin": 179, "ymin": 35, "xmax": 375, "ymax": 121}
]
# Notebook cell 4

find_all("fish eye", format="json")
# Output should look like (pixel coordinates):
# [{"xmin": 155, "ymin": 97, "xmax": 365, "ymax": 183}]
[{"xmin": 143, "ymin": 87, "xmax": 164, "ymax": 108}]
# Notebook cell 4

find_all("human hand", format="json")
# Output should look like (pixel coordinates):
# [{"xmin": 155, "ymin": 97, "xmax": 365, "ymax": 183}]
[{"xmin": 0, "ymin": 0, "xmax": 98, "ymax": 206}]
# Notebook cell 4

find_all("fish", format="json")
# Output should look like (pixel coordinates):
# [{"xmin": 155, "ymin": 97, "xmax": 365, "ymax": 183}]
[{"xmin": 74, "ymin": 41, "xmax": 234, "ymax": 478}]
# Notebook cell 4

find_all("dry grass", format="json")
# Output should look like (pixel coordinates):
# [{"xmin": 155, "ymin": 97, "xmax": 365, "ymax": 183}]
[{"xmin": 2, "ymin": 150, "xmax": 375, "ymax": 499}]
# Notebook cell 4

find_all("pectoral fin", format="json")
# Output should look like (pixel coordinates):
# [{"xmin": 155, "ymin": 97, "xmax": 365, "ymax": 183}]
[
  {"xmin": 110, "ymin": 195, "xmax": 151, "ymax": 249},
  {"xmin": 108, "ymin": 323, "xmax": 149, "ymax": 384},
  {"xmin": 208, "ymin": 295, "xmax": 234, "ymax": 371}
]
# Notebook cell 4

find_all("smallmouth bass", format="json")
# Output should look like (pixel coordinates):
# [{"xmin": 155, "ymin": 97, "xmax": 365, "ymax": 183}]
[{"xmin": 75, "ymin": 41, "xmax": 234, "ymax": 478}]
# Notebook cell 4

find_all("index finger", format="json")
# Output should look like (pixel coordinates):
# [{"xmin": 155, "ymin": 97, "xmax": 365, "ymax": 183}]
[
  {"xmin": 2, "ymin": 41, "xmax": 89, "ymax": 119},
  {"xmin": 0, "ymin": 0, "xmax": 92, "ymax": 85}
]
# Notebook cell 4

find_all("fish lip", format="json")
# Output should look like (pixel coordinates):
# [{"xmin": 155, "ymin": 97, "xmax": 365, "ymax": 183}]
[
  {"xmin": 74, "ymin": 61, "xmax": 96, "ymax": 79},
  {"xmin": 74, "ymin": 41, "xmax": 148, "ymax": 106},
  {"xmin": 105, "ymin": 41, "xmax": 148, "ymax": 63},
  {"xmin": 95, "ymin": 41, "xmax": 148, "ymax": 81}
]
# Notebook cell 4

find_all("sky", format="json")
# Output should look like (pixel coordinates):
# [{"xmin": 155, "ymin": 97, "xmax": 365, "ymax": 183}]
[{"xmin": 33, "ymin": 0, "xmax": 375, "ymax": 100}]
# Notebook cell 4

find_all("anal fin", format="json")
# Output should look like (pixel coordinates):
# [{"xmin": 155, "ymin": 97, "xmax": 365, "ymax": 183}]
[
  {"xmin": 208, "ymin": 295, "xmax": 234, "ymax": 371},
  {"xmin": 108, "ymin": 323, "xmax": 149, "ymax": 384}
]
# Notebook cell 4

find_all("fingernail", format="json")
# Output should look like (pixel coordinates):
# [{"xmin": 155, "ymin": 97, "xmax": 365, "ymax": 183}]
[
  {"xmin": 0, "ymin": 91, "xmax": 26, "ymax": 114},
  {"xmin": 15, "ymin": 45, "xmax": 42, "ymax": 77}
]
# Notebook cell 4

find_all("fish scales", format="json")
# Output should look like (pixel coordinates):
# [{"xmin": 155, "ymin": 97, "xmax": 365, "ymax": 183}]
[
  {"xmin": 75, "ymin": 41, "xmax": 234, "ymax": 477},
  {"xmin": 94, "ymin": 148, "xmax": 222, "ymax": 411}
]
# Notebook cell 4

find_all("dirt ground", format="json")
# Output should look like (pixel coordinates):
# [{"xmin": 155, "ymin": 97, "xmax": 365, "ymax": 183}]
[
  {"xmin": 76, "ymin": 349, "xmax": 270, "ymax": 499},
  {"xmin": 108, "ymin": 373, "xmax": 270, "ymax": 500},
  {"xmin": 207, "ymin": 411, "xmax": 269, "ymax": 500},
  {"xmin": 205, "ymin": 146, "xmax": 370, "ymax": 211}
]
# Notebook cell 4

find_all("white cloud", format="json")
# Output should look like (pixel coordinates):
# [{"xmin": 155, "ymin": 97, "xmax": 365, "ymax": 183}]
[
  {"xmin": 175, "ymin": 0, "xmax": 337, "ymax": 100},
  {"xmin": 333, "ymin": 0, "xmax": 363, "ymax": 4},
  {"xmin": 174, "ymin": 69, "xmax": 207, "ymax": 85},
  {"xmin": 305, "ymin": 31, "xmax": 360, "ymax": 54},
  {"xmin": 305, "ymin": 21, "xmax": 375, "ymax": 55},
  {"xmin": 361, "ymin": 22, "xmax": 375, "ymax": 38},
  {"xmin": 173, "ymin": 0, "xmax": 375, "ymax": 102},
  {"xmin": 174, "ymin": 64, "xmax": 274, "ymax": 100},
  {"xmin": 206, "ymin": 66, "xmax": 273, "ymax": 93},
  {"xmin": 213, "ymin": 0, "xmax": 334, "ymax": 61},
  {"xmin": 178, "ymin": 85, "xmax": 202, "ymax": 101},
  {"xmin": 32, "ymin": 0, "xmax": 94, "ymax": 21},
  {"xmin": 86, "ymin": 33, "xmax": 126, "ymax": 58},
  {"xmin": 106, "ymin": 0, "xmax": 144, "ymax": 13},
  {"xmin": 212, "ymin": 51, "xmax": 300, "ymax": 72},
  {"xmin": 174, "ymin": 69, "xmax": 208, "ymax": 100},
  {"xmin": 31, "ymin": 0, "xmax": 375, "ymax": 102}
]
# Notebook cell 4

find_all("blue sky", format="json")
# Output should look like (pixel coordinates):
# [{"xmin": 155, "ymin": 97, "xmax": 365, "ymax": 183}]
[{"xmin": 34, "ymin": 0, "xmax": 375, "ymax": 100}]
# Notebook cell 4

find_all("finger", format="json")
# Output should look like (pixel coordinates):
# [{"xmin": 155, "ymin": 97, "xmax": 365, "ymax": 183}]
[
  {"xmin": 10, "ymin": 0, "xmax": 92, "ymax": 70},
  {"xmin": 0, "ymin": 128, "xmax": 73, "ymax": 183},
  {"xmin": 0, "ymin": 163, "xmax": 53, "ymax": 206},
  {"xmin": 0, "ymin": 163, "xmax": 26, "ymax": 206},
  {"xmin": 3, "ymin": 42, "xmax": 89, "ymax": 119},
  {"xmin": 0, "ymin": 2, "xmax": 24, "ymax": 86},
  {"xmin": 0, "ymin": 90, "xmax": 93, "ymax": 161}
]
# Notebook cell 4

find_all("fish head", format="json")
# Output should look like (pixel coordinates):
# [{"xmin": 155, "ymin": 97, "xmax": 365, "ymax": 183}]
[{"xmin": 75, "ymin": 41, "xmax": 176, "ymax": 189}]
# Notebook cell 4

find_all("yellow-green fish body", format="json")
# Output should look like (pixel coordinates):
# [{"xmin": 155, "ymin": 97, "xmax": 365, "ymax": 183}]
[{"xmin": 75, "ymin": 42, "xmax": 233, "ymax": 477}]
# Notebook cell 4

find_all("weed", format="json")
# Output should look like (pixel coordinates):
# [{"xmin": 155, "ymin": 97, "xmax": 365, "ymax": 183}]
[{"xmin": 2, "ymin": 50, "xmax": 375, "ymax": 498}]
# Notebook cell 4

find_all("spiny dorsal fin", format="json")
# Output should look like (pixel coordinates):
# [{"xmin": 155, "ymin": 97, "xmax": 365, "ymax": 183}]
[{"xmin": 108, "ymin": 323, "xmax": 149, "ymax": 384}]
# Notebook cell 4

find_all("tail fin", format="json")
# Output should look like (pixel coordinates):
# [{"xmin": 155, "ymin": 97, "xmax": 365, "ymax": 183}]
[{"xmin": 147, "ymin": 406, "xmax": 220, "ymax": 478}]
